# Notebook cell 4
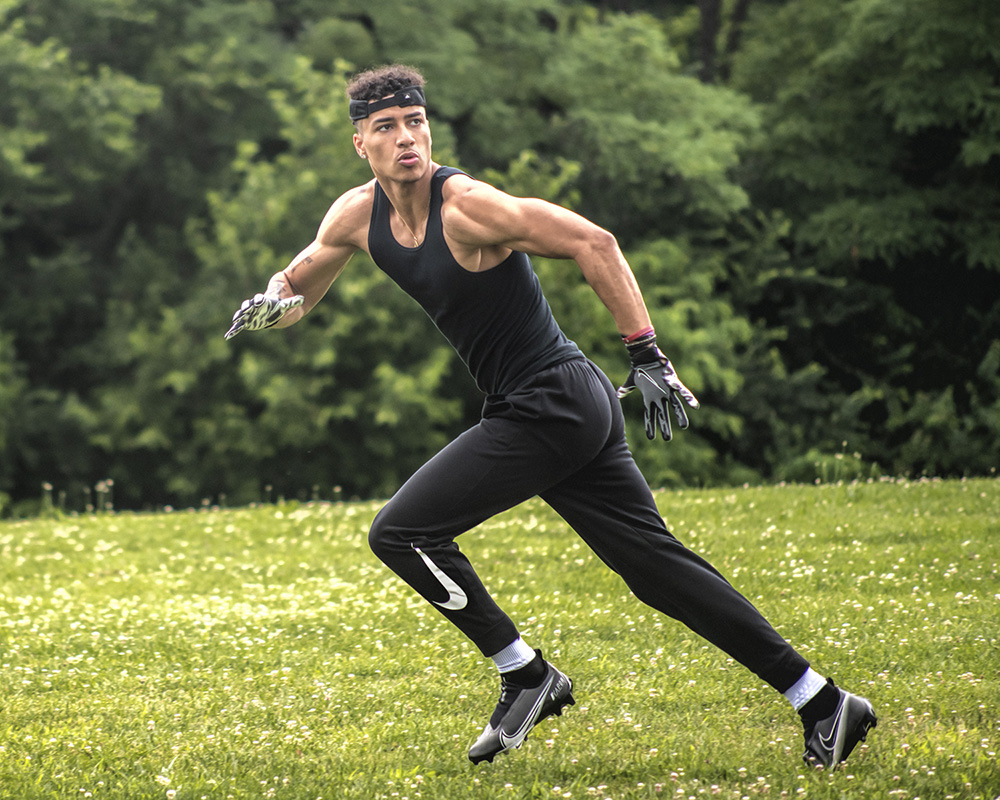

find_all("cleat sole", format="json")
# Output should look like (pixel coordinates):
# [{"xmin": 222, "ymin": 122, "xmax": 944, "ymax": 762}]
[{"xmin": 841, "ymin": 711, "xmax": 878, "ymax": 762}]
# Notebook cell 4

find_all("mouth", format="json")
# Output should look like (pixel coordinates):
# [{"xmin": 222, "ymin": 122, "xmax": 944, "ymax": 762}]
[{"xmin": 398, "ymin": 151, "xmax": 420, "ymax": 166}]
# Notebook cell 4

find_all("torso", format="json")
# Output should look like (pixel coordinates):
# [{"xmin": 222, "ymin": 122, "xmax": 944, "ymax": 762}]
[
  {"xmin": 342, "ymin": 166, "xmax": 510, "ymax": 274},
  {"xmin": 363, "ymin": 165, "xmax": 583, "ymax": 395}
]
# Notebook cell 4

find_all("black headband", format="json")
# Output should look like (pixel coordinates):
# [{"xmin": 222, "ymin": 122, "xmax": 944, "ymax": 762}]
[{"xmin": 349, "ymin": 85, "xmax": 426, "ymax": 121}]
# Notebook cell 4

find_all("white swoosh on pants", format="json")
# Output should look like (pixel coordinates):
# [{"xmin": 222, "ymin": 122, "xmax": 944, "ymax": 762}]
[{"xmin": 413, "ymin": 546, "xmax": 468, "ymax": 610}]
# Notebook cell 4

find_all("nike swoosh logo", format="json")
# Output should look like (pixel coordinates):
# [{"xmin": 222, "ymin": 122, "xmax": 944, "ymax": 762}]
[
  {"xmin": 818, "ymin": 701, "xmax": 846, "ymax": 752},
  {"xmin": 636, "ymin": 371, "xmax": 666, "ymax": 395},
  {"xmin": 497, "ymin": 674, "xmax": 555, "ymax": 750},
  {"xmin": 413, "ymin": 546, "xmax": 468, "ymax": 610}
]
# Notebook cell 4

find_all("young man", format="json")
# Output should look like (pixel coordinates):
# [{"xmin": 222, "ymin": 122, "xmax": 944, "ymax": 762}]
[{"xmin": 225, "ymin": 65, "xmax": 876, "ymax": 767}]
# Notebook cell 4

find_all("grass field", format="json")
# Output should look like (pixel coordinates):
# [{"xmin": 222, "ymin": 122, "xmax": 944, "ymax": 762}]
[{"xmin": 1, "ymin": 478, "xmax": 998, "ymax": 800}]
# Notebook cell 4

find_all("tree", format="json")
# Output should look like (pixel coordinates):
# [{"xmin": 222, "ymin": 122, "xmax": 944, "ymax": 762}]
[
  {"xmin": 12, "ymin": 0, "xmax": 992, "ymax": 511},
  {"xmin": 729, "ymin": 0, "xmax": 1000, "ymax": 476},
  {"xmin": 0, "ymin": 0, "xmax": 795, "ymax": 509},
  {"xmin": 0, "ymin": 0, "xmax": 309, "ymax": 507}
]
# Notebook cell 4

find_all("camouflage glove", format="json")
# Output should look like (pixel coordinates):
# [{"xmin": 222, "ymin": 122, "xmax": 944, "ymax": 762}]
[{"xmin": 224, "ymin": 293, "xmax": 303, "ymax": 340}]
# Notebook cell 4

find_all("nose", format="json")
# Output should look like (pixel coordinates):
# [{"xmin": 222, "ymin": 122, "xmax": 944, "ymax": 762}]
[{"xmin": 397, "ymin": 127, "xmax": 415, "ymax": 146}]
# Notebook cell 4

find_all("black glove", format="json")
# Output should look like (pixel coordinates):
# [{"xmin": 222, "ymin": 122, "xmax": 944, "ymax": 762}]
[{"xmin": 616, "ymin": 329, "xmax": 700, "ymax": 441}]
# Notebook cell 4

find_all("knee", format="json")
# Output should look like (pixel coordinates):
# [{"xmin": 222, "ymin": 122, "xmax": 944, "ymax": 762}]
[
  {"xmin": 368, "ymin": 510, "xmax": 391, "ymax": 560},
  {"xmin": 368, "ymin": 506, "xmax": 406, "ymax": 562}
]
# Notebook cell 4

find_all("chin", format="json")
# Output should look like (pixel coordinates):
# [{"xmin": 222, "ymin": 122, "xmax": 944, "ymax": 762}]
[{"xmin": 395, "ymin": 165, "xmax": 428, "ymax": 181}]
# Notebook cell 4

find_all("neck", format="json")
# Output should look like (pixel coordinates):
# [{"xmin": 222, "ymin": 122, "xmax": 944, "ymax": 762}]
[
  {"xmin": 374, "ymin": 160, "xmax": 437, "ymax": 202},
  {"xmin": 376, "ymin": 162, "xmax": 438, "ymax": 246}
]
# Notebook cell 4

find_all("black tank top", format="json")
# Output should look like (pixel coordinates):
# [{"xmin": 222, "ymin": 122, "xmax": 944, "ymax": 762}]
[{"xmin": 368, "ymin": 166, "xmax": 583, "ymax": 395}]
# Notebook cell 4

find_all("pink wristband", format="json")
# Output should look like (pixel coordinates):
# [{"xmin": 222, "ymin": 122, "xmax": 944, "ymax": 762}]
[{"xmin": 622, "ymin": 326, "xmax": 655, "ymax": 344}]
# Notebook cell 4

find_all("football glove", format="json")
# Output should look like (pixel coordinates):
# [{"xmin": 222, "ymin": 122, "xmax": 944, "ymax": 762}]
[
  {"xmin": 616, "ymin": 329, "xmax": 699, "ymax": 441},
  {"xmin": 224, "ymin": 293, "xmax": 304, "ymax": 340}
]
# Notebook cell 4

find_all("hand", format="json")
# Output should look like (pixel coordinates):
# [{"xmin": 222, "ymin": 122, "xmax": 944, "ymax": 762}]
[
  {"xmin": 224, "ymin": 293, "xmax": 304, "ymax": 340},
  {"xmin": 616, "ymin": 347, "xmax": 700, "ymax": 441}
]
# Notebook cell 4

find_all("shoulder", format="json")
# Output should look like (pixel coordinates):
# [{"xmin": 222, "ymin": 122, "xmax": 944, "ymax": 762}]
[
  {"xmin": 316, "ymin": 180, "xmax": 377, "ymax": 249},
  {"xmin": 440, "ymin": 174, "xmax": 523, "ymax": 240},
  {"xmin": 441, "ymin": 172, "xmax": 508, "ymax": 208}
]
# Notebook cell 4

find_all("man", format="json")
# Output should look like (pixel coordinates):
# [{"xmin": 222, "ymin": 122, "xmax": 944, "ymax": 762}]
[{"xmin": 225, "ymin": 64, "xmax": 876, "ymax": 768}]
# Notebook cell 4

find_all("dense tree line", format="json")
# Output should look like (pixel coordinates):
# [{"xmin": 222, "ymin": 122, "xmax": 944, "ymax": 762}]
[{"xmin": 1, "ymin": 0, "xmax": 997, "ymax": 515}]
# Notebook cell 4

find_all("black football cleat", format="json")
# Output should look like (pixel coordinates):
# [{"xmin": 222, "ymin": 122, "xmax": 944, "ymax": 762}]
[
  {"xmin": 803, "ymin": 682, "xmax": 877, "ymax": 768},
  {"xmin": 468, "ymin": 656, "xmax": 574, "ymax": 764}
]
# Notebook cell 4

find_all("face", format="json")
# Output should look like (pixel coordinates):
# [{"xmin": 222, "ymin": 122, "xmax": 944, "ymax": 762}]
[{"xmin": 353, "ymin": 102, "xmax": 432, "ymax": 183}]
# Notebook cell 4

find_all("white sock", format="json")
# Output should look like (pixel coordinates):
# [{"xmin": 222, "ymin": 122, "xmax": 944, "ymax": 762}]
[
  {"xmin": 490, "ymin": 637, "xmax": 536, "ymax": 673},
  {"xmin": 784, "ymin": 667, "xmax": 828, "ymax": 710}
]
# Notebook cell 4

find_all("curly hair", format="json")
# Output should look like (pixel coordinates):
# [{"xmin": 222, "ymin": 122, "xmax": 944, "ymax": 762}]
[{"xmin": 346, "ymin": 64, "xmax": 425, "ymax": 102}]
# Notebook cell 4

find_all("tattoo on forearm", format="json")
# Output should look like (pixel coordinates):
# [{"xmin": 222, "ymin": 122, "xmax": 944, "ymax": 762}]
[{"xmin": 283, "ymin": 257, "xmax": 311, "ymax": 295}]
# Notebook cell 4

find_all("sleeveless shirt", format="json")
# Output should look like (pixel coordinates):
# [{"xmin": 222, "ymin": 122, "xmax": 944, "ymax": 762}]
[{"xmin": 367, "ymin": 166, "xmax": 583, "ymax": 396}]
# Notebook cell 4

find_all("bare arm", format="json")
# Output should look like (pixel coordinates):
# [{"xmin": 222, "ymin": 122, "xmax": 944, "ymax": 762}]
[
  {"xmin": 253, "ymin": 185, "xmax": 372, "ymax": 329},
  {"xmin": 442, "ymin": 179, "xmax": 652, "ymax": 336},
  {"xmin": 443, "ymin": 177, "xmax": 699, "ymax": 440},
  {"xmin": 262, "ymin": 240, "xmax": 352, "ymax": 329}
]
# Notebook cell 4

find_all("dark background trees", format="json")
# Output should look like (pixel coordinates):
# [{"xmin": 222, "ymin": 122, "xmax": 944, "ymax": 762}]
[{"xmin": 1, "ymin": 0, "xmax": 997, "ymax": 515}]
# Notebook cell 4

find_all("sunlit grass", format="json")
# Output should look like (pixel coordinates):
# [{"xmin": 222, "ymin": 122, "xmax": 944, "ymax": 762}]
[{"xmin": 1, "ymin": 478, "xmax": 998, "ymax": 799}]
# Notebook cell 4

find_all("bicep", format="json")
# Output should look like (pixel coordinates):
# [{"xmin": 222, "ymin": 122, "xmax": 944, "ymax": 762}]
[
  {"xmin": 448, "ymin": 182, "xmax": 649, "ymax": 333},
  {"xmin": 450, "ymin": 186, "xmax": 607, "ymax": 261}
]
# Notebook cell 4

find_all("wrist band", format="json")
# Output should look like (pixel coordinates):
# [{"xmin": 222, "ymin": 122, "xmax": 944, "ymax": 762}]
[{"xmin": 622, "ymin": 326, "xmax": 655, "ymax": 344}]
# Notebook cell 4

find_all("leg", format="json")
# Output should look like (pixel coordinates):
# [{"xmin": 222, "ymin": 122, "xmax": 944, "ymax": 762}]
[
  {"xmin": 369, "ymin": 359, "xmax": 616, "ymax": 656},
  {"xmin": 546, "ymin": 447, "xmax": 878, "ymax": 767},
  {"xmin": 540, "ymin": 370, "xmax": 809, "ymax": 691}
]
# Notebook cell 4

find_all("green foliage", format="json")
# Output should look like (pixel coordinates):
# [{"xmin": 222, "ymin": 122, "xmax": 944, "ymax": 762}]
[
  {"xmin": 1, "ymin": 0, "xmax": 997, "ymax": 509},
  {"xmin": 0, "ymin": 331, "xmax": 26, "ymax": 495},
  {"xmin": 1, "ymin": 0, "xmax": 319, "ymax": 506},
  {"xmin": 539, "ymin": 11, "xmax": 759, "ymax": 240},
  {"xmin": 728, "ymin": 0, "xmax": 1000, "ymax": 478},
  {"xmin": 0, "ymin": 2, "xmax": 162, "ymax": 225}
]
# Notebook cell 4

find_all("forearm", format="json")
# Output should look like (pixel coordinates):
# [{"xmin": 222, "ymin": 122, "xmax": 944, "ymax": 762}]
[
  {"xmin": 263, "ymin": 241, "xmax": 351, "ymax": 329},
  {"xmin": 226, "ymin": 191, "xmax": 363, "ymax": 341},
  {"xmin": 576, "ymin": 233, "xmax": 652, "ymax": 337},
  {"xmin": 263, "ymin": 270, "xmax": 306, "ymax": 328}
]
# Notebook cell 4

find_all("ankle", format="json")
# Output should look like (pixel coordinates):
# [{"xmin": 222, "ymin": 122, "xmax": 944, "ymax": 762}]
[
  {"xmin": 799, "ymin": 679, "xmax": 839, "ymax": 729},
  {"xmin": 503, "ymin": 650, "xmax": 546, "ymax": 688}
]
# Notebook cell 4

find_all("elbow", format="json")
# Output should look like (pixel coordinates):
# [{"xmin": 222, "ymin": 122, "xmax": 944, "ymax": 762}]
[{"xmin": 580, "ymin": 226, "xmax": 623, "ymax": 265}]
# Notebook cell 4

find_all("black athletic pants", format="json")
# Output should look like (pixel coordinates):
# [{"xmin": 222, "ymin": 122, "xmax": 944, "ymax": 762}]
[{"xmin": 368, "ymin": 358, "xmax": 809, "ymax": 693}]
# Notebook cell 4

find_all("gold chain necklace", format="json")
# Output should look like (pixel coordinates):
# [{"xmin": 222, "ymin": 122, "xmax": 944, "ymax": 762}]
[{"xmin": 396, "ymin": 212, "xmax": 422, "ymax": 247}]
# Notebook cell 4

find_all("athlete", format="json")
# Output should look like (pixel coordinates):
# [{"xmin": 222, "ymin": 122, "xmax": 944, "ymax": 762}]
[{"xmin": 225, "ymin": 64, "xmax": 876, "ymax": 768}]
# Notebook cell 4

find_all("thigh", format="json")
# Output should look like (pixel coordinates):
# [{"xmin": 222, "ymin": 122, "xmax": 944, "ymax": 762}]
[
  {"xmin": 540, "ymin": 433, "xmax": 673, "ymax": 571},
  {"xmin": 378, "ymin": 359, "xmax": 616, "ymax": 539}
]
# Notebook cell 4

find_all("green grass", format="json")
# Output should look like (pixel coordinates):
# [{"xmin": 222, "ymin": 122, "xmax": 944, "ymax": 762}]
[{"xmin": 1, "ymin": 478, "xmax": 998, "ymax": 800}]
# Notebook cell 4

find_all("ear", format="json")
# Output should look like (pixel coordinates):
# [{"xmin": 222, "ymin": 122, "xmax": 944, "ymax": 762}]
[{"xmin": 353, "ymin": 131, "xmax": 366, "ymax": 160}]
